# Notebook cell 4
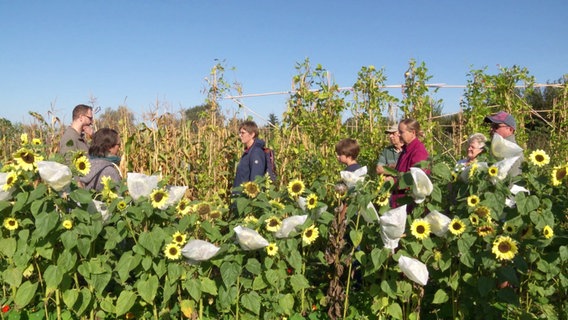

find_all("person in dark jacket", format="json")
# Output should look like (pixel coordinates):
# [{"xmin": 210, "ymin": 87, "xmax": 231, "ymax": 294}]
[
  {"xmin": 79, "ymin": 128, "xmax": 122, "ymax": 191},
  {"xmin": 233, "ymin": 121, "xmax": 268, "ymax": 190}
]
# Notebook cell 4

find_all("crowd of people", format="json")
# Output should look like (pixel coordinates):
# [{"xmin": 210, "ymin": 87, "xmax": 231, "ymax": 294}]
[{"xmin": 60, "ymin": 104, "xmax": 519, "ymax": 211}]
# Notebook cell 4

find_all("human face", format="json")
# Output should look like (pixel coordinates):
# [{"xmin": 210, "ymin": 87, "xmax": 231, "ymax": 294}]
[
  {"xmin": 467, "ymin": 140, "xmax": 484, "ymax": 161},
  {"xmin": 490, "ymin": 123, "xmax": 514, "ymax": 138},
  {"xmin": 82, "ymin": 110, "xmax": 94, "ymax": 126},
  {"xmin": 387, "ymin": 130, "xmax": 401, "ymax": 146},
  {"xmin": 398, "ymin": 123, "xmax": 416, "ymax": 145},
  {"xmin": 109, "ymin": 140, "xmax": 121, "ymax": 156},
  {"xmin": 239, "ymin": 129, "xmax": 255, "ymax": 147}
]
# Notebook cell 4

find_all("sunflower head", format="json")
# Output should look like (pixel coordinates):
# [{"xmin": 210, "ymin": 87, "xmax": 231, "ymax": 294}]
[
  {"xmin": 265, "ymin": 216, "xmax": 282, "ymax": 232},
  {"xmin": 375, "ymin": 192, "xmax": 391, "ymax": 207},
  {"xmin": 488, "ymin": 166, "xmax": 498, "ymax": 177},
  {"xmin": 266, "ymin": 243, "xmax": 278, "ymax": 256},
  {"xmin": 449, "ymin": 218, "xmax": 466, "ymax": 236},
  {"xmin": 529, "ymin": 149, "xmax": 550, "ymax": 167},
  {"xmin": 164, "ymin": 243, "xmax": 182, "ymax": 260},
  {"xmin": 306, "ymin": 193, "xmax": 318, "ymax": 210},
  {"xmin": 243, "ymin": 215, "xmax": 259, "ymax": 225},
  {"xmin": 74, "ymin": 156, "xmax": 91, "ymax": 176},
  {"xmin": 32, "ymin": 138, "xmax": 42, "ymax": 146},
  {"xmin": 474, "ymin": 206, "xmax": 491, "ymax": 220},
  {"xmin": 209, "ymin": 210, "xmax": 222, "ymax": 220},
  {"xmin": 269, "ymin": 199, "xmax": 285, "ymax": 210},
  {"xmin": 477, "ymin": 224, "xmax": 495, "ymax": 237},
  {"xmin": 242, "ymin": 181, "xmax": 260, "ymax": 198},
  {"xmin": 150, "ymin": 189, "xmax": 169, "ymax": 209},
  {"xmin": 20, "ymin": 133, "xmax": 29, "ymax": 145},
  {"xmin": 542, "ymin": 225, "xmax": 554, "ymax": 239},
  {"xmin": 492, "ymin": 236, "xmax": 518, "ymax": 261},
  {"xmin": 302, "ymin": 225, "xmax": 319, "ymax": 245},
  {"xmin": 551, "ymin": 166, "xmax": 567, "ymax": 186},
  {"xmin": 176, "ymin": 199, "xmax": 190, "ymax": 215},
  {"xmin": 410, "ymin": 219, "xmax": 431, "ymax": 240},
  {"xmin": 469, "ymin": 214, "xmax": 479, "ymax": 225},
  {"xmin": 13, "ymin": 148, "xmax": 43, "ymax": 171},
  {"xmin": 433, "ymin": 250, "xmax": 442, "ymax": 262},
  {"xmin": 467, "ymin": 195, "xmax": 480, "ymax": 207},
  {"xmin": 3, "ymin": 217, "xmax": 19, "ymax": 231},
  {"xmin": 2, "ymin": 172, "xmax": 18, "ymax": 191},
  {"xmin": 468, "ymin": 162, "xmax": 479, "ymax": 178},
  {"xmin": 171, "ymin": 231, "xmax": 187, "ymax": 246},
  {"xmin": 502, "ymin": 222, "xmax": 516, "ymax": 234},
  {"xmin": 287, "ymin": 179, "xmax": 306, "ymax": 197},
  {"xmin": 62, "ymin": 219, "xmax": 73, "ymax": 230},
  {"xmin": 117, "ymin": 200, "xmax": 128, "ymax": 211},
  {"xmin": 197, "ymin": 203, "xmax": 211, "ymax": 217}
]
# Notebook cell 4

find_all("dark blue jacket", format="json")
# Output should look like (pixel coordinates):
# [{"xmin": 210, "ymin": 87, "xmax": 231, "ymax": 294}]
[{"xmin": 233, "ymin": 139, "xmax": 267, "ymax": 189}]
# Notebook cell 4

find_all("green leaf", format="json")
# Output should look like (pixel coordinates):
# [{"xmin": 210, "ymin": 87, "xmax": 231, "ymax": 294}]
[
  {"xmin": 70, "ymin": 188, "xmax": 96, "ymax": 204},
  {"xmin": 0, "ymin": 237, "xmax": 17, "ymax": 258},
  {"xmin": 244, "ymin": 258, "xmax": 262, "ymax": 275},
  {"xmin": 62, "ymin": 289, "xmax": 79, "ymax": 310},
  {"xmin": 349, "ymin": 230, "xmax": 363, "ymax": 247},
  {"xmin": 279, "ymin": 294, "xmax": 295, "ymax": 316},
  {"xmin": 115, "ymin": 290, "xmax": 137, "ymax": 316},
  {"xmin": 57, "ymin": 251, "xmax": 77, "ymax": 273},
  {"xmin": 286, "ymin": 249, "xmax": 303, "ymax": 272},
  {"xmin": 432, "ymin": 289, "xmax": 449, "ymax": 304},
  {"xmin": 241, "ymin": 291, "xmax": 261, "ymax": 315},
  {"xmin": 186, "ymin": 278, "xmax": 202, "ymax": 301},
  {"xmin": 44, "ymin": 265, "xmax": 64, "ymax": 294},
  {"xmin": 220, "ymin": 261, "xmax": 241, "ymax": 288},
  {"xmin": 289, "ymin": 274, "xmax": 310, "ymax": 293},
  {"xmin": 478, "ymin": 276, "xmax": 494, "ymax": 297},
  {"xmin": 252, "ymin": 275, "xmax": 267, "ymax": 290},
  {"xmin": 201, "ymin": 277, "xmax": 218, "ymax": 295},
  {"xmin": 3, "ymin": 267, "xmax": 23, "ymax": 288},
  {"xmin": 137, "ymin": 275, "xmax": 159, "ymax": 304},
  {"xmin": 61, "ymin": 230, "xmax": 78, "ymax": 250},
  {"xmin": 386, "ymin": 302, "xmax": 403, "ymax": 319},
  {"xmin": 14, "ymin": 280, "xmax": 38, "ymax": 308},
  {"xmin": 516, "ymin": 194, "xmax": 540, "ymax": 216},
  {"xmin": 32, "ymin": 211, "xmax": 60, "ymax": 240},
  {"xmin": 138, "ymin": 229, "xmax": 164, "ymax": 257},
  {"xmin": 77, "ymin": 237, "xmax": 91, "ymax": 257}
]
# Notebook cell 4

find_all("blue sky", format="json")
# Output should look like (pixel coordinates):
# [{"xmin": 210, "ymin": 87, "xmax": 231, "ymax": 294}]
[{"xmin": 1, "ymin": 1, "xmax": 566, "ymax": 125}]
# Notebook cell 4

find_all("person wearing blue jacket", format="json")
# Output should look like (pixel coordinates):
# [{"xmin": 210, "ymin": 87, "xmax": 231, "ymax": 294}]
[{"xmin": 233, "ymin": 120, "xmax": 268, "ymax": 190}]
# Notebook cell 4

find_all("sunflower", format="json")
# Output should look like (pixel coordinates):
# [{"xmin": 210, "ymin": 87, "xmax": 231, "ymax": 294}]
[
  {"xmin": 477, "ymin": 224, "xmax": 495, "ymax": 237},
  {"xmin": 242, "ymin": 181, "xmax": 260, "ymax": 198},
  {"xmin": 474, "ymin": 206, "xmax": 491, "ymax": 220},
  {"xmin": 410, "ymin": 219, "xmax": 431, "ymax": 240},
  {"xmin": 492, "ymin": 236, "xmax": 518, "ymax": 261},
  {"xmin": 467, "ymin": 195, "xmax": 480, "ymax": 207},
  {"xmin": 488, "ymin": 166, "xmax": 498, "ymax": 177},
  {"xmin": 306, "ymin": 193, "xmax": 318, "ymax": 210},
  {"xmin": 209, "ymin": 210, "xmax": 222, "ymax": 219},
  {"xmin": 529, "ymin": 149, "xmax": 550, "ymax": 167},
  {"xmin": 74, "ymin": 156, "xmax": 91, "ymax": 176},
  {"xmin": 520, "ymin": 225, "xmax": 533, "ymax": 240},
  {"xmin": 244, "ymin": 215, "xmax": 259, "ymax": 225},
  {"xmin": 502, "ymin": 222, "xmax": 516, "ymax": 234},
  {"xmin": 171, "ymin": 231, "xmax": 187, "ymax": 246},
  {"xmin": 3, "ymin": 217, "xmax": 18, "ymax": 230},
  {"xmin": 551, "ymin": 166, "xmax": 567, "ymax": 186},
  {"xmin": 21, "ymin": 133, "xmax": 29, "ymax": 144},
  {"xmin": 375, "ymin": 192, "xmax": 391, "ymax": 207},
  {"xmin": 176, "ymin": 199, "xmax": 190, "ymax": 215},
  {"xmin": 269, "ymin": 199, "xmax": 285, "ymax": 210},
  {"xmin": 287, "ymin": 179, "xmax": 306, "ymax": 197},
  {"xmin": 542, "ymin": 225, "xmax": 554, "ymax": 239},
  {"xmin": 197, "ymin": 203, "xmax": 211, "ymax": 216},
  {"xmin": 449, "ymin": 218, "xmax": 466, "ymax": 235},
  {"xmin": 265, "ymin": 216, "xmax": 282, "ymax": 232},
  {"xmin": 150, "ymin": 188, "xmax": 169, "ymax": 209},
  {"xmin": 13, "ymin": 148, "xmax": 43, "ymax": 171},
  {"xmin": 117, "ymin": 200, "xmax": 128, "ymax": 211},
  {"xmin": 302, "ymin": 225, "xmax": 319, "ymax": 245},
  {"xmin": 468, "ymin": 162, "xmax": 479, "ymax": 178},
  {"xmin": 164, "ymin": 243, "xmax": 182, "ymax": 260},
  {"xmin": 2, "ymin": 172, "xmax": 18, "ymax": 191},
  {"xmin": 32, "ymin": 138, "xmax": 42, "ymax": 146},
  {"xmin": 266, "ymin": 243, "xmax": 278, "ymax": 256},
  {"xmin": 433, "ymin": 250, "xmax": 442, "ymax": 262},
  {"xmin": 62, "ymin": 219, "xmax": 73, "ymax": 230},
  {"xmin": 469, "ymin": 214, "xmax": 479, "ymax": 225},
  {"xmin": 451, "ymin": 172, "xmax": 458, "ymax": 182}
]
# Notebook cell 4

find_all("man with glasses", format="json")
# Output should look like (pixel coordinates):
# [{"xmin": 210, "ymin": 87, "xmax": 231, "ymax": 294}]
[
  {"xmin": 484, "ymin": 111, "xmax": 517, "ymax": 143},
  {"xmin": 59, "ymin": 104, "xmax": 94, "ymax": 159},
  {"xmin": 376, "ymin": 124, "xmax": 404, "ymax": 177}
]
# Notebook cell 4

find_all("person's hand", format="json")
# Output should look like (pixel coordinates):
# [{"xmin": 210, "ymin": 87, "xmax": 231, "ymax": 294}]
[{"xmin": 82, "ymin": 125, "xmax": 93, "ymax": 139}]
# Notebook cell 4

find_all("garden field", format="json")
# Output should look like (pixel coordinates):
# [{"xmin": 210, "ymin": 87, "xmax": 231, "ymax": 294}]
[{"xmin": 1, "ymin": 60, "xmax": 568, "ymax": 319}]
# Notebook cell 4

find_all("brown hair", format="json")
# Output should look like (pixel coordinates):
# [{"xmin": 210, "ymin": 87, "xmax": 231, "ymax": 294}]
[
  {"xmin": 335, "ymin": 138, "xmax": 360, "ymax": 159},
  {"xmin": 89, "ymin": 128, "xmax": 120, "ymax": 157},
  {"xmin": 239, "ymin": 120, "xmax": 259, "ymax": 139},
  {"xmin": 72, "ymin": 104, "xmax": 93, "ymax": 120},
  {"xmin": 400, "ymin": 118, "xmax": 424, "ymax": 138}
]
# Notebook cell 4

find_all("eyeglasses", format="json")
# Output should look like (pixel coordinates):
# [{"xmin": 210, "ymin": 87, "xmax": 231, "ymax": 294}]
[
  {"xmin": 83, "ymin": 114, "xmax": 93, "ymax": 121},
  {"xmin": 490, "ymin": 123, "xmax": 508, "ymax": 129}
]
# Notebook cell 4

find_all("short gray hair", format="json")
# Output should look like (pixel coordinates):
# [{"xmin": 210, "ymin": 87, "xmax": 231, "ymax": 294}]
[{"xmin": 468, "ymin": 133, "xmax": 487, "ymax": 148}]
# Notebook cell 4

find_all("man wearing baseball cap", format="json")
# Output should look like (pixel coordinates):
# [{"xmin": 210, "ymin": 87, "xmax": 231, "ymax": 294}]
[
  {"xmin": 484, "ymin": 111, "xmax": 517, "ymax": 143},
  {"xmin": 376, "ymin": 124, "xmax": 404, "ymax": 176}
]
